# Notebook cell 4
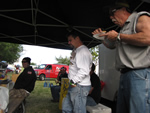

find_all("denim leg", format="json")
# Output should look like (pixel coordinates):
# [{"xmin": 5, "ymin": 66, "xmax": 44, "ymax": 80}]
[
  {"xmin": 116, "ymin": 73, "xmax": 129, "ymax": 113},
  {"xmin": 50, "ymin": 85, "xmax": 55, "ymax": 99},
  {"xmin": 62, "ymin": 91, "xmax": 73, "ymax": 113},
  {"xmin": 55, "ymin": 86, "xmax": 60, "ymax": 100},
  {"xmin": 130, "ymin": 69, "xmax": 150, "ymax": 113},
  {"xmin": 50, "ymin": 85, "xmax": 60, "ymax": 100},
  {"xmin": 117, "ymin": 69, "xmax": 150, "ymax": 113},
  {"xmin": 86, "ymin": 96, "xmax": 97, "ymax": 106},
  {"xmin": 86, "ymin": 96, "xmax": 97, "ymax": 113},
  {"xmin": 73, "ymin": 85, "xmax": 91, "ymax": 113},
  {"xmin": 62, "ymin": 84, "xmax": 91, "ymax": 113}
]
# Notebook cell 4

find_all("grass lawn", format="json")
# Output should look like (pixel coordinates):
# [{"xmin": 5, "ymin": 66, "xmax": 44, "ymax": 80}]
[
  {"xmin": 25, "ymin": 79, "xmax": 61, "ymax": 113},
  {"xmin": 7, "ymin": 72, "xmax": 61, "ymax": 113}
]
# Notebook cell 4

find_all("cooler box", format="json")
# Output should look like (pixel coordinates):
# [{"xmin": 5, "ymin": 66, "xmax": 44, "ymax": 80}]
[{"xmin": 86, "ymin": 103, "xmax": 111, "ymax": 113}]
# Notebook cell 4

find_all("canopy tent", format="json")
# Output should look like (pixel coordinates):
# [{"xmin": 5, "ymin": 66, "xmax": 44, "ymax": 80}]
[{"xmin": 0, "ymin": 0, "xmax": 149, "ymax": 50}]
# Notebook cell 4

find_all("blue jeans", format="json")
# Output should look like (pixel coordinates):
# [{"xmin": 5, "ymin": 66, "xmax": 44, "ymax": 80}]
[
  {"xmin": 50, "ymin": 85, "xmax": 60, "ymax": 101},
  {"xmin": 62, "ymin": 84, "xmax": 91, "ymax": 113},
  {"xmin": 117, "ymin": 68, "xmax": 150, "ymax": 113},
  {"xmin": 86, "ymin": 96, "xmax": 97, "ymax": 113},
  {"xmin": 86, "ymin": 96, "xmax": 97, "ymax": 106}
]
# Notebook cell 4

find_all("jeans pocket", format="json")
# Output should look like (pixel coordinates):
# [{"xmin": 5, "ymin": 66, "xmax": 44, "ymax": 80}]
[
  {"xmin": 83, "ymin": 90, "xmax": 89, "ymax": 97},
  {"xmin": 132, "ymin": 69, "xmax": 147, "ymax": 80},
  {"xmin": 82, "ymin": 87, "xmax": 90, "ymax": 97},
  {"xmin": 147, "ymin": 99, "xmax": 150, "ymax": 104},
  {"xmin": 69, "ymin": 85, "xmax": 79, "ymax": 93}
]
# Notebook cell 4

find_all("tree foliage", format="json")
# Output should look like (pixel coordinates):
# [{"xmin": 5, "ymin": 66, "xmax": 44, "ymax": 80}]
[
  {"xmin": 0, "ymin": 42, "xmax": 23, "ymax": 64},
  {"xmin": 55, "ymin": 56, "xmax": 70, "ymax": 65},
  {"xmin": 89, "ymin": 45, "xmax": 99, "ymax": 65},
  {"xmin": 31, "ymin": 62, "xmax": 37, "ymax": 65},
  {"xmin": 55, "ymin": 45, "xmax": 99, "ymax": 66}
]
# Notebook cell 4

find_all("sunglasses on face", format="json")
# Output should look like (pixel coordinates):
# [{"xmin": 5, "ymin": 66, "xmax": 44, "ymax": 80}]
[
  {"xmin": 109, "ymin": 7, "xmax": 122, "ymax": 16},
  {"xmin": 22, "ymin": 61, "xmax": 27, "ymax": 63}
]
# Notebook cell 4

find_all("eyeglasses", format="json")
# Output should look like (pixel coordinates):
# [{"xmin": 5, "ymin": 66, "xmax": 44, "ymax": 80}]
[
  {"xmin": 22, "ymin": 61, "xmax": 27, "ymax": 63},
  {"xmin": 109, "ymin": 7, "xmax": 122, "ymax": 16}
]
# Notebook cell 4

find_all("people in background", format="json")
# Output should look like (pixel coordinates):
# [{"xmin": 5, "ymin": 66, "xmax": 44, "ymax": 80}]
[
  {"xmin": 62, "ymin": 31, "xmax": 93, "ymax": 113},
  {"xmin": 14, "ymin": 64, "xmax": 21, "ymax": 74},
  {"xmin": 92, "ymin": 2, "xmax": 150, "ymax": 113},
  {"xmin": 86, "ymin": 63, "xmax": 101, "ymax": 110},
  {"xmin": 88, "ymin": 63, "xmax": 101, "ymax": 104},
  {"xmin": 50, "ymin": 66, "xmax": 68, "ymax": 102},
  {"xmin": 10, "ymin": 57, "xmax": 37, "ymax": 98}
]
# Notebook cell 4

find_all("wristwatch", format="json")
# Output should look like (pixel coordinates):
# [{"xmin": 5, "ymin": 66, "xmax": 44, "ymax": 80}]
[
  {"xmin": 70, "ymin": 80, "xmax": 77, "ymax": 86},
  {"xmin": 117, "ymin": 33, "xmax": 121, "ymax": 41}
]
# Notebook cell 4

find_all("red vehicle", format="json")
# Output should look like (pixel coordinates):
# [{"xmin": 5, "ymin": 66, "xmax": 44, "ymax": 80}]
[
  {"xmin": 6, "ymin": 67, "xmax": 14, "ymax": 73},
  {"xmin": 34, "ymin": 64, "xmax": 69, "ymax": 81}
]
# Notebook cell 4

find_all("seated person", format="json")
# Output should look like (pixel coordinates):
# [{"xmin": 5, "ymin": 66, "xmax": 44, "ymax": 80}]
[
  {"xmin": 10, "ymin": 57, "xmax": 37, "ymax": 98},
  {"xmin": 14, "ymin": 64, "xmax": 21, "ymax": 74},
  {"xmin": 50, "ymin": 67, "xmax": 68, "ymax": 102},
  {"xmin": 87, "ymin": 63, "xmax": 101, "ymax": 106}
]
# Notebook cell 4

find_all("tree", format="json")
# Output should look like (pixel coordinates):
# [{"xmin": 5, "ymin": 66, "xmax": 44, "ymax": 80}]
[
  {"xmin": 89, "ymin": 45, "xmax": 99, "ymax": 66},
  {"xmin": 0, "ymin": 42, "xmax": 23, "ymax": 64},
  {"xmin": 55, "ymin": 56, "xmax": 70, "ymax": 65},
  {"xmin": 55, "ymin": 45, "xmax": 99, "ymax": 66},
  {"xmin": 31, "ymin": 62, "xmax": 37, "ymax": 65}
]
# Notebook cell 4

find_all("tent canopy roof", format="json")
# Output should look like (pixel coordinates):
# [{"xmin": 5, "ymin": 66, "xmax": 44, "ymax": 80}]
[{"xmin": 0, "ymin": 0, "xmax": 149, "ymax": 50}]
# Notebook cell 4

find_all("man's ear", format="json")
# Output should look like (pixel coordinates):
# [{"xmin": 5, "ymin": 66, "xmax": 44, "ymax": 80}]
[{"xmin": 76, "ymin": 36, "xmax": 80, "ymax": 41}]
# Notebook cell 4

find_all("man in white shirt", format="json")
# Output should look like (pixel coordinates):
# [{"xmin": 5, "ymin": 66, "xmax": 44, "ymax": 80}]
[{"xmin": 62, "ymin": 31, "xmax": 93, "ymax": 113}]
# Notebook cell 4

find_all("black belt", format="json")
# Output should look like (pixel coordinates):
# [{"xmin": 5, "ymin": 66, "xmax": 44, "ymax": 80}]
[
  {"xmin": 120, "ymin": 68, "xmax": 134, "ymax": 74},
  {"xmin": 120, "ymin": 67, "xmax": 149, "ymax": 74}
]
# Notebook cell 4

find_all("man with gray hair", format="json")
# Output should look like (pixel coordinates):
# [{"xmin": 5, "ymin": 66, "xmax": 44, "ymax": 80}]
[{"xmin": 92, "ymin": 2, "xmax": 150, "ymax": 113}]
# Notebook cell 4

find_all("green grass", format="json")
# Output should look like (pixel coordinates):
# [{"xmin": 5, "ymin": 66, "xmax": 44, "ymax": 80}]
[
  {"xmin": 25, "ymin": 79, "xmax": 61, "ymax": 113},
  {"xmin": 7, "ymin": 72, "xmax": 61, "ymax": 113}
]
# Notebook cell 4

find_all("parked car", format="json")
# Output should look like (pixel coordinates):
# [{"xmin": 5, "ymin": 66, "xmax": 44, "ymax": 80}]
[
  {"xmin": 6, "ymin": 68, "xmax": 14, "ymax": 72},
  {"xmin": 31, "ymin": 65, "xmax": 38, "ymax": 69},
  {"xmin": 34, "ymin": 64, "xmax": 69, "ymax": 81},
  {"xmin": 6, "ymin": 67, "xmax": 15, "ymax": 74}
]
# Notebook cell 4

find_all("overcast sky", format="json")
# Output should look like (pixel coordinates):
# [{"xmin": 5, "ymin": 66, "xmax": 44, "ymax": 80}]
[{"xmin": 14, "ymin": 44, "xmax": 72, "ymax": 66}]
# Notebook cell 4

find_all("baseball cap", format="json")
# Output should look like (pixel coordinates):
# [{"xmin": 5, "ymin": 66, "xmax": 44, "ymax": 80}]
[
  {"xmin": 60, "ymin": 67, "xmax": 67, "ymax": 71},
  {"xmin": 22, "ymin": 57, "xmax": 31, "ymax": 64}
]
